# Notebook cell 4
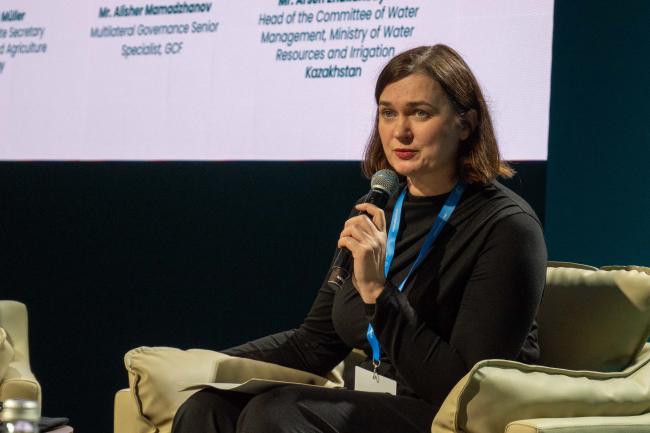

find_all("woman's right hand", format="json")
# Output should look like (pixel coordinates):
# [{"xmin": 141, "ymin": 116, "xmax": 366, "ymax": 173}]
[{"xmin": 337, "ymin": 203, "xmax": 387, "ymax": 304}]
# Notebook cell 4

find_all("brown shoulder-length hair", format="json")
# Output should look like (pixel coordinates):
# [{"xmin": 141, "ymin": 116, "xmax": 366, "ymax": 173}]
[{"xmin": 362, "ymin": 45, "xmax": 514, "ymax": 184}]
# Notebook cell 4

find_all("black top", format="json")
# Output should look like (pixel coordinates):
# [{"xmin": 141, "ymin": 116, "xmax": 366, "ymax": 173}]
[{"xmin": 224, "ymin": 180, "xmax": 547, "ymax": 407}]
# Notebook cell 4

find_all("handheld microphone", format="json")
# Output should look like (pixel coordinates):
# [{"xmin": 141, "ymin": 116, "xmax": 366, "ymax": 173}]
[{"xmin": 326, "ymin": 169, "xmax": 400, "ymax": 290}]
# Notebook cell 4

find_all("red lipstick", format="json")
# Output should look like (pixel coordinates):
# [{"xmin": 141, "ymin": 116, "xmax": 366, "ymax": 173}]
[{"xmin": 394, "ymin": 149, "xmax": 416, "ymax": 160}]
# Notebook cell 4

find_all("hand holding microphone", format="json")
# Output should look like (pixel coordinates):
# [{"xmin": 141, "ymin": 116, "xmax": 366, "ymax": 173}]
[
  {"xmin": 327, "ymin": 169, "xmax": 400, "ymax": 302},
  {"xmin": 337, "ymin": 202, "xmax": 388, "ymax": 303}
]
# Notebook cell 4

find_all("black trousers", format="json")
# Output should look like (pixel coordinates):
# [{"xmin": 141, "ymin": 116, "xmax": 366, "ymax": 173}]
[{"xmin": 171, "ymin": 385, "xmax": 438, "ymax": 433}]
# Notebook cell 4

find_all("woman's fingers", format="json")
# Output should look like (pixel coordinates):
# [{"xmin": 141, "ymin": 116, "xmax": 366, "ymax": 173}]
[
  {"xmin": 338, "ymin": 232, "xmax": 386, "ymax": 304},
  {"xmin": 337, "ymin": 232, "xmax": 377, "ymax": 257},
  {"xmin": 343, "ymin": 208, "xmax": 386, "ymax": 234},
  {"xmin": 337, "ymin": 234, "xmax": 360, "ymax": 252},
  {"xmin": 354, "ymin": 203, "xmax": 386, "ymax": 232},
  {"xmin": 339, "ymin": 205, "xmax": 387, "ymax": 256},
  {"xmin": 340, "ymin": 224, "xmax": 376, "ymax": 244},
  {"xmin": 338, "ymin": 204, "xmax": 387, "ymax": 303}
]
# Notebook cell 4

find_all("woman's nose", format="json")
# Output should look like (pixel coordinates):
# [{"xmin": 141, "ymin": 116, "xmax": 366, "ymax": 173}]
[{"xmin": 394, "ymin": 116, "xmax": 413, "ymax": 141}]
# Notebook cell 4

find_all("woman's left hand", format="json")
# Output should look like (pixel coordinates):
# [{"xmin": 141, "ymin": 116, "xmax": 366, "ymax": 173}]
[{"xmin": 337, "ymin": 203, "xmax": 387, "ymax": 304}]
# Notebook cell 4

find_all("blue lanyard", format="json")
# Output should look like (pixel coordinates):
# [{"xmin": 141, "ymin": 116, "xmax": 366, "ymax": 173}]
[{"xmin": 366, "ymin": 182, "xmax": 465, "ymax": 367}]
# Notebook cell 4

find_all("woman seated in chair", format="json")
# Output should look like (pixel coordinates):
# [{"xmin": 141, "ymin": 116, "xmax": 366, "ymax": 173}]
[{"xmin": 172, "ymin": 44, "xmax": 547, "ymax": 433}]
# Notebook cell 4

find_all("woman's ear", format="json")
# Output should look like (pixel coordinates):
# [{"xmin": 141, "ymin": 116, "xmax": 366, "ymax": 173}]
[{"xmin": 459, "ymin": 109, "xmax": 478, "ymax": 140}]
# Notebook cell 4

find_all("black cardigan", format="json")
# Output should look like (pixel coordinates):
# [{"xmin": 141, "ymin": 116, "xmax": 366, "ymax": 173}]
[{"xmin": 224, "ymin": 180, "xmax": 547, "ymax": 407}]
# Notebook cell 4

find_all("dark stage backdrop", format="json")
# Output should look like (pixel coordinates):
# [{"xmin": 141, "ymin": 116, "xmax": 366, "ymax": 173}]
[
  {"xmin": 0, "ymin": 161, "xmax": 544, "ymax": 433},
  {"xmin": 545, "ymin": 1, "xmax": 650, "ymax": 266}
]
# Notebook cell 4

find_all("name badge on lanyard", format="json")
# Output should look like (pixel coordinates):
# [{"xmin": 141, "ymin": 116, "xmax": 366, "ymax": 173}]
[
  {"xmin": 354, "ymin": 366, "xmax": 397, "ymax": 395},
  {"xmin": 364, "ymin": 182, "xmax": 465, "ymax": 381}
]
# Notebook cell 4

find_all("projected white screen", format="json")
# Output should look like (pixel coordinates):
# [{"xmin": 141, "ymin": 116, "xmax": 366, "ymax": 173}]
[{"xmin": 0, "ymin": 1, "xmax": 553, "ymax": 160}]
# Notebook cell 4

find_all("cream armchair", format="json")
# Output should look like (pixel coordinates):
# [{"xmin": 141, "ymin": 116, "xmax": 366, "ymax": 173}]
[
  {"xmin": 0, "ymin": 300, "xmax": 42, "ymax": 405},
  {"xmin": 114, "ymin": 264, "xmax": 650, "ymax": 433}
]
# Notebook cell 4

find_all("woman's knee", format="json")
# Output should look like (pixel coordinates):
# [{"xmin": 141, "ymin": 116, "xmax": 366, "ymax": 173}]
[
  {"xmin": 176, "ymin": 388, "xmax": 224, "ymax": 418},
  {"xmin": 236, "ymin": 386, "xmax": 304, "ymax": 433},
  {"xmin": 173, "ymin": 388, "xmax": 252, "ymax": 433}
]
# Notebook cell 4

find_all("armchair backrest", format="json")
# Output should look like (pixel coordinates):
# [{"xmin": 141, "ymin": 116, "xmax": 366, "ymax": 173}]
[{"xmin": 536, "ymin": 263, "xmax": 650, "ymax": 371}]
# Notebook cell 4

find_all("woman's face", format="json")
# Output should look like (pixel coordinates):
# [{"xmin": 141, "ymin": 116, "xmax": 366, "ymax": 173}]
[{"xmin": 378, "ymin": 73, "xmax": 467, "ymax": 186}]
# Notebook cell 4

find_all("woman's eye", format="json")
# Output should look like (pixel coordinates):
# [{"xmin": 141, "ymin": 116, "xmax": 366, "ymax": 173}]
[
  {"xmin": 381, "ymin": 109, "xmax": 396, "ymax": 118},
  {"xmin": 414, "ymin": 110, "xmax": 430, "ymax": 119}
]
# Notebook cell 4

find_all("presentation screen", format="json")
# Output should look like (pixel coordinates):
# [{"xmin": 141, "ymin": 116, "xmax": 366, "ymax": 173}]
[{"xmin": 0, "ymin": 1, "xmax": 554, "ymax": 161}]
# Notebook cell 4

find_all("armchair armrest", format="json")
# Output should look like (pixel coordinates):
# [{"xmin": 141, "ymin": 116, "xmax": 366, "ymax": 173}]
[
  {"xmin": 0, "ymin": 301, "xmax": 40, "ymax": 406},
  {"xmin": 114, "ymin": 388, "xmax": 153, "ymax": 433},
  {"xmin": 432, "ymin": 344, "xmax": 650, "ymax": 433},
  {"xmin": 506, "ymin": 412, "xmax": 650, "ymax": 433},
  {"xmin": 0, "ymin": 354, "xmax": 41, "ymax": 405}
]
